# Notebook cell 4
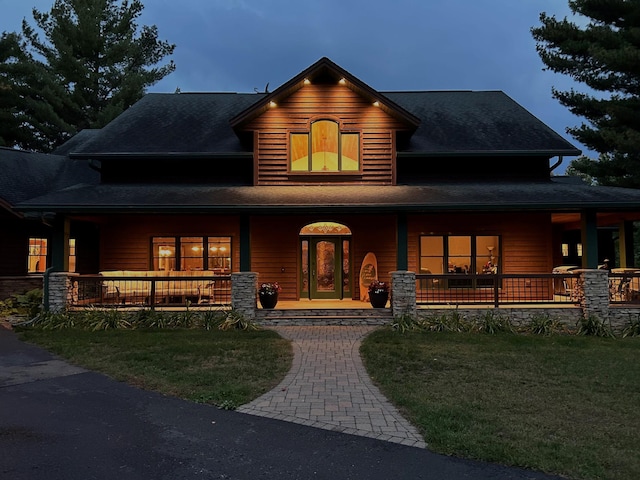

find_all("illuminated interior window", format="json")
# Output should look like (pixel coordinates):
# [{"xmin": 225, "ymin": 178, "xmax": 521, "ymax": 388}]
[
  {"xmin": 207, "ymin": 237, "xmax": 231, "ymax": 272},
  {"xmin": 419, "ymin": 235, "xmax": 500, "ymax": 275},
  {"xmin": 576, "ymin": 243, "xmax": 583, "ymax": 257},
  {"xmin": 290, "ymin": 120, "xmax": 359, "ymax": 172},
  {"xmin": 27, "ymin": 238, "xmax": 48, "ymax": 273},
  {"xmin": 69, "ymin": 238, "xmax": 76, "ymax": 273},
  {"xmin": 152, "ymin": 236, "xmax": 231, "ymax": 272},
  {"xmin": 561, "ymin": 243, "xmax": 569, "ymax": 257}
]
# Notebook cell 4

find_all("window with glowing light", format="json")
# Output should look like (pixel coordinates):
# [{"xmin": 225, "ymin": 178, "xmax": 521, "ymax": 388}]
[
  {"xmin": 419, "ymin": 235, "xmax": 500, "ymax": 288},
  {"xmin": 290, "ymin": 119, "xmax": 359, "ymax": 172},
  {"xmin": 152, "ymin": 236, "xmax": 231, "ymax": 272},
  {"xmin": 27, "ymin": 238, "xmax": 48, "ymax": 273},
  {"xmin": 27, "ymin": 237, "xmax": 76, "ymax": 273}
]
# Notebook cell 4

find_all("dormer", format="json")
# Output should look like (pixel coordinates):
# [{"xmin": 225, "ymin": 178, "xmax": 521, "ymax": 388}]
[{"xmin": 230, "ymin": 57, "xmax": 420, "ymax": 185}]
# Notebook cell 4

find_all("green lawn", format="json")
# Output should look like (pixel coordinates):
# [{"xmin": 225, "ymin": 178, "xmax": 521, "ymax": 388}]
[
  {"xmin": 360, "ymin": 329, "xmax": 640, "ymax": 480},
  {"xmin": 16, "ymin": 327, "xmax": 293, "ymax": 410}
]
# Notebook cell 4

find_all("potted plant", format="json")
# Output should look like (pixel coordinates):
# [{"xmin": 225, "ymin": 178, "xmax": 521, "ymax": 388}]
[
  {"xmin": 258, "ymin": 281, "xmax": 281, "ymax": 309},
  {"xmin": 368, "ymin": 280, "xmax": 390, "ymax": 308}
]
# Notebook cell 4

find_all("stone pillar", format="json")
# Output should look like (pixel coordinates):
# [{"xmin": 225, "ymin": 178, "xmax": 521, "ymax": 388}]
[
  {"xmin": 391, "ymin": 270, "xmax": 416, "ymax": 318},
  {"xmin": 231, "ymin": 272, "xmax": 257, "ymax": 320},
  {"xmin": 48, "ymin": 272, "xmax": 79, "ymax": 313},
  {"xmin": 578, "ymin": 269, "xmax": 609, "ymax": 321}
]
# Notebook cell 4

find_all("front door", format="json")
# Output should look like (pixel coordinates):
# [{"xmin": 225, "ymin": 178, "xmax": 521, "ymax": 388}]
[
  {"xmin": 310, "ymin": 237, "xmax": 342, "ymax": 299},
  {"xmin": 301, "ymin": 236, "xmax": 351, "ymax": 300}
]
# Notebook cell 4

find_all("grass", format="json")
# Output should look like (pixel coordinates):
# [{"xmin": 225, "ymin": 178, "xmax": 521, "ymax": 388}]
[
  {"xmin": 16, "ymin": 327, "xmax": 293, "ymax": 410},
  {"xmin": 360, "ymin": 329, "xmax": 640, "ymax": 480}
]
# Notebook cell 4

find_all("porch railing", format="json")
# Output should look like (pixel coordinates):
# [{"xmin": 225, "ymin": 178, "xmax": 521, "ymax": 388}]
[
  {"xmin": 72, "ymin": 274, "xmax": 232, "ymax": 308},
  {"xmin": 416, "ymin": 273, "xmax": 580, "ymax": 307},
  {"xmin": 66, "ymin": 271, "xmax": 640, "ymax": 309},
  {"xmin": 608, "ymin": 271, "xmax": 640, "ymax": 304}
]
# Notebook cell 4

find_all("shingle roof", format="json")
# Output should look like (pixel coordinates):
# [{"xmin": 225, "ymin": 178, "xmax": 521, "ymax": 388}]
[
  {"xmin": 52, "ymin": 129, "xmax": 101, "ymax": 155},
  {"xmin": 65, "ymin": 90, "xmax": 579, "ymax": 157},
  {"xmin": 67, "ymin": 93, "xmax": 263, "ymax": 155},
  {"xmin": 15, "ymin": 180, "xmax": 640, "ymax": 214},
  {"xmin": 0, "ymin": 147, "xmax": 99, "ymax": 207},
  {"xmin": 384, "ymin": 91, "xmax": 578, "ymax": 155}
]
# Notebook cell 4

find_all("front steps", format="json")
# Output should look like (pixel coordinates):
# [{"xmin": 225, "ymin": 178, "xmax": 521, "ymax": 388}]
[{"xmin": 255, "ymin": 308, "xmax": 394, "ymax": 326}]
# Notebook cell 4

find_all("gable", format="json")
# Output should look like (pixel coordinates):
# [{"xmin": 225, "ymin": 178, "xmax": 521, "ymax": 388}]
[
  {"xmin": 241, "ymin": 81, "xmax": 409, "ymax": 185},
  {"xmin": 230, "ymin": 57, "xmax": 420, "ymax": 132}
]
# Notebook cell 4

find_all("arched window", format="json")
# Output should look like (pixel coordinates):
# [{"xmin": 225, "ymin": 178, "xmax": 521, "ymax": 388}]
[{"xmin": 290, "ymin": 120, "xmax": 359, "ymax": 172}]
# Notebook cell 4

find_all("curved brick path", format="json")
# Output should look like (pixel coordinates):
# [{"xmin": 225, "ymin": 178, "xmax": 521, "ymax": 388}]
[{"xmin": 237, "ymin": 325, "xmax": 427, "ymax": 448}]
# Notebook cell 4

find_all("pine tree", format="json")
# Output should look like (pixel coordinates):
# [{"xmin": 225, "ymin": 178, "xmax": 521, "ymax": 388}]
[
  {"xmin": 531, "ymin": 0, "xmax": 640, "ymax": 187},
  {"xmin": 0, "ymin": 0, "xmax": 175, "ymax": 152}
]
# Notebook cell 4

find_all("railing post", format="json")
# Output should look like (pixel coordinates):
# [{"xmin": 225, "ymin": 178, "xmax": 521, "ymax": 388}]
[
  {"xmin": 231, "ymin": 272, "xmax": 257, "ymax": 319},
  {"xmin": 493, "ymin": 274, "xmax": 500, "ymax": 308},
  {"xmin": 577, "ymin": 269, "xmax": 609, "ymax": 322},
  {"xmin": 48, "ymin": 272, "xmax": 78, "ymax": 313},
  {"xmin": 391, "ymin": 271, "xmax": 416, "ymax": 318}
]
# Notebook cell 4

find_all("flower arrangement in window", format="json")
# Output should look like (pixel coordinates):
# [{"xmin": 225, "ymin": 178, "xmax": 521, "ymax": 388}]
[
  {"xmin": 482, "ymin": 261, "xmax": 497, "ymax": 274},
  {"xmin": 259, "ymin": 282, "xmax": 281, "ymax": 296},
  {"xmin": 368, "ymin": 280, "xmax": 390, "ymax": 295}
]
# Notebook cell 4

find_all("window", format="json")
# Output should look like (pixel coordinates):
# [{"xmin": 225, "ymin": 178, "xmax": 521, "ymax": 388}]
[
  {"xmin": 68, "ymin": 238, "xmax": 76, "ymax": 273},
  {"xmin": 27, "ymin": 238, "xmax": 48, "ymax": 273},
  {"xmin": 27, "ymin": 237, "xmax": 77, "ymax": 273},
  {"xmin": 152, "ymin": 236, "xmax": 231, "ymax": 272},
  {"xmin": 420, "ymin": 235, "xmax": 500, "ymax": 286},
  {"xmin": 290, "ymin": 120, "xmax": 359, "ymax": 172}
]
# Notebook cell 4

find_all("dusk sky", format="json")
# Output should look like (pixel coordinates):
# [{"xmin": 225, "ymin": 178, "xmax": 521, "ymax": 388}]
[{"xmin": 1, "ymin": 0, "xmax": 594, "ymax": 172}]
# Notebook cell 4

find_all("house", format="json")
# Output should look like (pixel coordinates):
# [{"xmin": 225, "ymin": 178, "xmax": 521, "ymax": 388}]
[{"xmin": 4, "ymin": 57, "xmax": 640, "ymax": 316}]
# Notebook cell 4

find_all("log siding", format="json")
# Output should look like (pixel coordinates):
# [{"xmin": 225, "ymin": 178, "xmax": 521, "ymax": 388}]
[{"xmin": 243, "ymin": 84, "xmax": 406, "ymax": 185}]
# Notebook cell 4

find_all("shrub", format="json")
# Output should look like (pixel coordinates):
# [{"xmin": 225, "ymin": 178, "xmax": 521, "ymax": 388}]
[
  {"xmin": 218, "ymin": 309, "xmax": 259, "ymax": 331},
  {"xmin": 576, "ymin": 315, "xmax": 615, "ymax": 338},
  {"xmin": 391, "ymin": 313, "xmax": 425, "ymax": 333},
  {"xmin": 622, "ymin": 315, "xmax": 640, "ymax": 338},
  {"xmin": 474, "ymin": 310, "xmax": 514, "ymax": 334},
  {"xmin": 526, "ymin": 314, "xmax": 566, "ymax": 336},
  {"xmin": 421, "ymin": 311, "xmax": 472, "ymax": 332}
]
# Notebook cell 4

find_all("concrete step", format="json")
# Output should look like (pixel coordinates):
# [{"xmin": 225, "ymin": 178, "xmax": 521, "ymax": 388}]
[{"xmin": 255, "ymin": 308, "xmax": 393, "ymax": 326}]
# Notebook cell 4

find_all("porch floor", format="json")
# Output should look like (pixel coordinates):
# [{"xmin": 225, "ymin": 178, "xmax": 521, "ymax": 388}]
[{"xmin": 263, "ymin": 299, "xmax": 377, "ymax": 310}]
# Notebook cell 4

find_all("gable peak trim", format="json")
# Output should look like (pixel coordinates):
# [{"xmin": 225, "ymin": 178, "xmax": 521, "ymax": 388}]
[{"xmin": 229, "ymin": 57, "xmax": 420, "ymax": 129}]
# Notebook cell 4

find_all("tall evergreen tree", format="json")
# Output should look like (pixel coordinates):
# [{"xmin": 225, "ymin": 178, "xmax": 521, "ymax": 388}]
[
  {"xmin": 0, "ymin": 0, "xmax": 175, "ymax": 152},
  {"xmin": 531, "ymin": 0, "xmax": 640, "ymax": 187}
]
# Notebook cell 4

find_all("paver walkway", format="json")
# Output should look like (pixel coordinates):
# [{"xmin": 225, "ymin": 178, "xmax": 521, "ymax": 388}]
[{"xmin": 237, "ymin": 325, "xmax": 427, "ymax": 448}]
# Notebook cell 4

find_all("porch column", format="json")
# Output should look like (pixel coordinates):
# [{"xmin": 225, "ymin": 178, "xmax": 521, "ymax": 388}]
[
  {"xmin": 391, "ymin": 270, "xmax": 416, "ymax": 318},
  {"xmin": 580, "ymin": 209, "xmax": 599, "ymax": 269},
  {"xmin": 578, "ymin": 269, "xmax": 609, "ymax": 322},
  {"xmin": 397, "ymin": 214, "xmax": 408, "ymax": 271},
  {"xmin": 619, "ymin": 221, "xmax": 635, "ymax": 267},
  {"xmin": 240, "ymin": 215, "xmax": 251, "ymax": 271},
  {"xmin": 51, "ymin": 215, "xmax": 70, "ymax": 272},
  {"xmin": 231, "ymin": 272, "xmax": 257, "ymax": 319},
  {"xmin": 47, "ymin": 272, "xmax": 79, "ymax": 313}
]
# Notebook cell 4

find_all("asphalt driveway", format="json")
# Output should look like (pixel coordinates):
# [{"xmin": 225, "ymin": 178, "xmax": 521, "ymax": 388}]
[{"xmin": 0, "ymin": 324, "xmax": 563, "ymax": 480}]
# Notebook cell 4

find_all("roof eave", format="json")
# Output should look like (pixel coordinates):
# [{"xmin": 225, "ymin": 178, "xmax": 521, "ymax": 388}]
[
  {"xmin": 68, "ymin": 152, "xmax": 254, "ymax": 160},
  {"xmin": 15, "ymin": 201, "xmax": 638, "ymax": 216},
  {"xmin": 397, "ymin": 149, "xmax": 582, "ymax": 158}
]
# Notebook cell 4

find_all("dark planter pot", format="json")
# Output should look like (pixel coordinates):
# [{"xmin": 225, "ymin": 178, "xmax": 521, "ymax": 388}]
[
  {"xmin": 259, "ymin": 291, "xmax": 278, "ymax": 309},
  {"xmin": 369, "ymin": 291, "xmax": 389, "ymax": 308}
]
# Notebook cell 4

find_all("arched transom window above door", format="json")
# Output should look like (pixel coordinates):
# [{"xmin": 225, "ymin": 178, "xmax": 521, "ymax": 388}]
[
  {"xmin": 299, "ymin": 222, "xmax": 352, "ymax": 235},
  {"xmin": 290, "ymin": 120, "xmax": 360, "ymax": 172}
]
